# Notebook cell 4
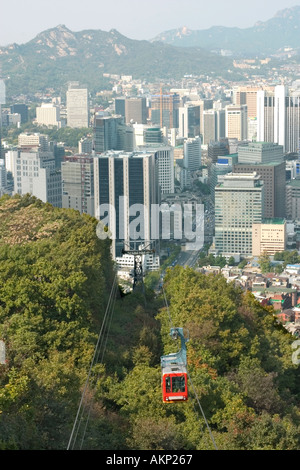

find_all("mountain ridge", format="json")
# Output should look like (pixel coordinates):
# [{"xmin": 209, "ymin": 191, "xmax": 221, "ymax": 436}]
[
  {"xmin": 150, "ymin": 5, "xmax": 300, "ymax": 55},
  {"xmin": 0, "ymin": 25, "xmax": 235, "ymax": 96}
]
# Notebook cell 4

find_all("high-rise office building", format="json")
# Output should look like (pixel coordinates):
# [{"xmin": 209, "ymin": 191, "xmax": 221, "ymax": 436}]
[
  {"xmin": 225, "ymin": 104, "xmax": 248, "ymax": 141},
  {"xmin": 203, "ymin": 110, "xmax": 217, "ymax": 145},
  {"xmin": 94, "ymin": 151, "xmax": 159, "ymax": 259},
  {"xmin": 199, "ymin": 99, "xmax": 214, "ymax": 135},
  {"xmin": 114, "ymin": 97, "xmax": 126, "ymax": 117},
  {"xmin": 10, "ymin": 104, "xmax": 28, "ymax": 124},
  {"xmin": 208, "ymin": 140, "xmax": 230, "ymax": 163},
  {"xmin": 257, "ymin": 85, "xmax": 300, "ymax": 154},
  {"xmin": 202, "ymin": 108, "xmax": 225, "ymax": 145},
  {"xmin": 215, "ymin": 172, "xmax": 264, "ymax": 257},
  {"xmin": 0, "ymin": 159, "xmax": 7, "ymax": 196},
  {"xmin": 183, "ymin": 136, "xmax": 202, "ymax": 173},
  {"xmin": 178, "ymin": 104, "xmax": 200, "ymax": 138},
  {"xmin": 233, "ymin": 87, "xmax": 262, "ymax": 141},
  {"xmin": 209, "ymin": 154, "xmax": 238, "ymax": 199},
  {"xmin": 286, "ymin": 180, "xmax": 300, "ymax": 219},
  {"xmin": 93, "ymin": 115, "xmax": 125, "ymax": 152},
  {"xmin": 0, "ymin": 80, "xmax": 5, "ymax": 158},
  {"xmin": 66, "ymin": 82, "xmax": 89, "ymax": 128},
  {"xmin": 13, "ymin": 151, "xmax": 62, "ymax": 207},
  {"xmin": 79, "ymin": 137, "xmax": 93, "ymax": 154},
  {"xmin": 144, "ymin": 127, "xmax": 164, "ymax": 145},
  {"xmin": 256, "ymin": 88, "xmax": 275, "ymax": 144},
  {"xmin": 237, "ymin": 141, "xmax": 284, "ymax": 164},
  {"xmin": 234, "ymin": 86, "xmax": 262, "ymax": 119},
  {"xmin": 138, "ymin": 145, "xmax": 174, "ymax": 194},
  {"xmin": 235, "ymin": 141, "xmax": 285, "ymax": 218},
  {"xmin": 125, "ymin": 97, "xmax": 147, "ymax": 124},
  {"xmin": 233, "ymin": 161, "xmax": 286, "ymax": 218},
  {"xmin": 150, "ymin": 92, "xmax": 180, "ymax": 128},
  {"xmin": 61, "ymin": 154, "xmax": 94, "ymax": 215},
  {"xmin": 215, "ymin": 108, "xmax": 226, "ymax": 141}
]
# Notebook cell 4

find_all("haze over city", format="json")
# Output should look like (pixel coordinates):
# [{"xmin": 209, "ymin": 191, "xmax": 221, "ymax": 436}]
[{"xmin": 0, "ymin": 0, "xmax": 299, "ymax": 46}]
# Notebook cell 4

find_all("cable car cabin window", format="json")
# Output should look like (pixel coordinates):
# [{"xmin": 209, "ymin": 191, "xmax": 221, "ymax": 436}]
[
  {"xmin": 165, "ymin": 376, "xmax": 171, "ymax": 393},
  {"xmin": 172, "ymin": 375, "xmax": 185, "ymax": 393}
]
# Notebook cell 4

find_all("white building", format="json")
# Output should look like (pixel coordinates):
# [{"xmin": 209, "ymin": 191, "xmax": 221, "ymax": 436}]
[
  {"xmin": 116, "ymin": 252, "xmax": 160, "ymax": 273},
  {"xmin": 18, "ymin": 133, "xmax": 49, "ymax": 151},
  {"xmin": 237, "ymin": 141, "xmax": 284, "ymax": 164},
  {"xmin": 183, "ymin": 136, "xmax": 202, "ymax": 173},
  {"xmin": 0, "ymin": 79, "xmax": 5, "ymax": 105},
  {"xmin": 5, "ymin": 150, "xmax": 18, "ymax": 176},
  {"xmin": 215, "ymin": 172, "xmax": 264, "ymax": 257},
  {"xmin": 66, "ymin": 82, "xmax": 89, "ymax": 128},
  {"xmin": 138, "ymin": 145, "xmax": 174, "ymax": 194},
  {"xmin": 257, "ymin": 84, "xmax": 300, "ymax": 154},
  {"xmin": 13, "ymin": 151, "xmax": 62, "ymax": 207},
  {"xmin": 36, "ymin": 103, "xmax": 61, "ymax": 127}
]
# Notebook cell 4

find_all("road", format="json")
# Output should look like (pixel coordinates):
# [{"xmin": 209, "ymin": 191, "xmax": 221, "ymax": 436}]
[{"xmin": 176, "ymin": 248, "xmax": 201, "ymax": 268}]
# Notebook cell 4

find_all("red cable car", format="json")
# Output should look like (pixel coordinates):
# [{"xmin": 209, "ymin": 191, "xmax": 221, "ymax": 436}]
[
  {"xmin": 162, "ymin": 365, "xmax": 188, "ymax": 403},
  {"xmin": 161, "ymin": 328, "xmax": 189, "ymax": 403}
]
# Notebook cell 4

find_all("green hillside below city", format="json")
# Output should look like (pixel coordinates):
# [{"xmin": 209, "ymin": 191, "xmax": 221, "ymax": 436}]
[{"xmin": 1, "ymin": 195, "xmax": 300, "ymax": 450}]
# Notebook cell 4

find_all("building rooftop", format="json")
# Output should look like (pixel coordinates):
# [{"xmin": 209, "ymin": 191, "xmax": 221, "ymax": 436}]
[
  {"xmin": 235, "ymin": 161, "xmax": 285, "ymax": 167},
  {"xmin": 287, "ymin": 179, "xmax": 300, "ymax": 187},
  {"xmin": 261, "ymin": 218, "xmax": 285, "ymax": 225}
]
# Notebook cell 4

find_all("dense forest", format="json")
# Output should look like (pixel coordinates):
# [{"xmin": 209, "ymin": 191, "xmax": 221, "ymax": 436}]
[{"xmin": 0, "ymin": 195, "xmax": 300, "ymax": 450}]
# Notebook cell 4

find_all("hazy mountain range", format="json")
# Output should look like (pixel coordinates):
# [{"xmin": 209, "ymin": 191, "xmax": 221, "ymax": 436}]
[
  {"xmin": 151, "ymin": 6, "xmax": 300, "ymax": 55},
  {"xmin": 0, "ymin": 6, "xmax": 299, "ymax": 97},
  {"xmin": 0, "ymin": 25, "xmax": 235, "ymax": 96}
]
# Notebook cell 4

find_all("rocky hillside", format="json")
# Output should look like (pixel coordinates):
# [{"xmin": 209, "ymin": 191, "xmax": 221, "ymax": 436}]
[{"xmin": 0, "ymin": 25, "xmax": 234, "ymax": 97}]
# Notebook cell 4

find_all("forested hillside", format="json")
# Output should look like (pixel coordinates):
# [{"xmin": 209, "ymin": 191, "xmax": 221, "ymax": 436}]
[{"xmin": 0, "ymin": 195, "xmax": 300, "ymax": 450}]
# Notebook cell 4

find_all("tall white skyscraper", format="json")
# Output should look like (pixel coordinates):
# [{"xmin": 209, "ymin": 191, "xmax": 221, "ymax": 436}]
[
  {"xmin": 66, "ymin": 82, "xmax": 89, "ymax": 128},
  {"xmin": 257, "ymin": 85, "xmax": 300, "ymax": 154},
  {"xmin": 215, "ymin": 172, "xmax": 264, "ymax": 258},
  {"xmin": 274, "ymin": 85, "xmax": 287, "ymax": 149},
  {"xmin": 138, "ymin": 145, "xmax": 174, "ymax": 194},
  {"xmin": 183, "ymin": 136, "xmax": 202, "ymax": 173},
  {"xmin": 257, "ymin": 88, "xmax": 275, "ymax": 144}
]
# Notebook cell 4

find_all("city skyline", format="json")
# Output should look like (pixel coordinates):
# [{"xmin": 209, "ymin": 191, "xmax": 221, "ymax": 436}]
[{"xmin": 0, "ymin": 0, "xmax": 298, "ymax": 47}]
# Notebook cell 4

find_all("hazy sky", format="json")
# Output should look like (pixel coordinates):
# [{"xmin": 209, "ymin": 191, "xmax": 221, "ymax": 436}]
[{"xmin": 0, "ymin": 0, "xmax": 299, "ymax": 46}]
